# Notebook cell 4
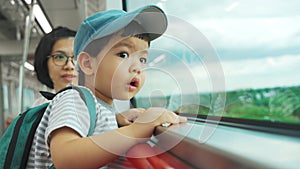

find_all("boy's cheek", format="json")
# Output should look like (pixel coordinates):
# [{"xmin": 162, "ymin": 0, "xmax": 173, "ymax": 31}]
[{"xmin": 140, "ymin": 75, "xmax": 146, "ymax": 87}]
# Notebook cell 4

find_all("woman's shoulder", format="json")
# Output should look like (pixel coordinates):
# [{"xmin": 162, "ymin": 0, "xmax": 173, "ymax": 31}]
[{"xmin": 31, "ymin": 96, "xmax": 49, "ymax": 107}]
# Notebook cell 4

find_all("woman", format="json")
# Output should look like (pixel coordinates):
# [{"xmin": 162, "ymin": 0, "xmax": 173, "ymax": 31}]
[{"xmin": 32, "ymin": 26, "xmax": 77, "ymax": 106}]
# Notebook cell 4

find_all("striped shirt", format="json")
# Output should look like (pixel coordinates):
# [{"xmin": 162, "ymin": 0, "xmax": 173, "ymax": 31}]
[{"xmin": 26, "ymin": 87, "xmax": 118, "ymax": 168}]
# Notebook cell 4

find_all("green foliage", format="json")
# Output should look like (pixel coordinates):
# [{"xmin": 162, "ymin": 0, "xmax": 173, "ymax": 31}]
[
  {"xmin": 135, "ymin": 85, "xmax": 300, "ymax": 124},
  {"xmin": 222, "ymin": 86, "xmax": 300, "ymax": 123},
  {"xmin": 176, "ymin": 104, "xmax": 210, "ymax": 115},
  {"xmin": 225, "ymin": 104, "xmax": 269, "ymax": 118}
]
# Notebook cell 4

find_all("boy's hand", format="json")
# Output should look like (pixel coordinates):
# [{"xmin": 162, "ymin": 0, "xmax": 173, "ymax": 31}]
[
  {"xmin": 127, "ymin": 108, "xmax": 187, "ymax": 139},
  {"xmin": 135, "ymin": 107, "xmax": 187, "ymax": 127},
  {"xmin": 116, "ymin": 108, "xmax": 145, "ymax": 127}
]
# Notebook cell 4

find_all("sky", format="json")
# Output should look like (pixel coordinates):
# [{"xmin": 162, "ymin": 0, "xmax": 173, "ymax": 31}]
[{"xmin": 107, "ymin": 0, "xmax": 300, "ymax": 96}]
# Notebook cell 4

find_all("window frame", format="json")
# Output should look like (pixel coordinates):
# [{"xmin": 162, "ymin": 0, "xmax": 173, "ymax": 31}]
[{"xmin": 153, "ymin": 121, "xmax": 300, "ymax": 169}]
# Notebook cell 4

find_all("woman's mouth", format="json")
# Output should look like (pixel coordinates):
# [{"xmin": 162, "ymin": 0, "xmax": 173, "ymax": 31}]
[{"xmin": 62, "ymin": 74, "xmax": 76, "ymax": 82}]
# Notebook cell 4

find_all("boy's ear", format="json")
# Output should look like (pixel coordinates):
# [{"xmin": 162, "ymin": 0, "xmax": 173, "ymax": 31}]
[{"xmin": 77, "ymin": 52, "xmax": 95, "ymax": 75}]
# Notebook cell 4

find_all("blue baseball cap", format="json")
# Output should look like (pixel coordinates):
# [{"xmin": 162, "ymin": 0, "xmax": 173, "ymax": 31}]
[{"xmin": 74, "ymin": 5, "xmax": 167, "ymax": 59}]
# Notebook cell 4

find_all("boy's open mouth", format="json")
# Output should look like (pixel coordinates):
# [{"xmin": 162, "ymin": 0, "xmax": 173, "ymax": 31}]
[{"xmin": 129, "ymin": 78, "xmax": 139, "ymax": 91}]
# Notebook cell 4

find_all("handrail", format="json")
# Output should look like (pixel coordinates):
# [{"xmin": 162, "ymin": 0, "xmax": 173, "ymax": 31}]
[{"xmin": 153, "ymin": 122, "xmax": 300, "ymax": 169}]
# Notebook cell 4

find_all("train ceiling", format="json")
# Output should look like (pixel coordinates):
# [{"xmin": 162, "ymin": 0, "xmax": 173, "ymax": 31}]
[{"xmin": 0, "ymin": 0, "xmax": 106, "ymax": 62}]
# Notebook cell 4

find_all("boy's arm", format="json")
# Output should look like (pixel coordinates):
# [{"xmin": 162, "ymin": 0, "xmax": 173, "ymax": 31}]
[
  {"xmin": 50, "ymin": 107, "xmax": 187, "ymax": 169},
  {"xmin": 50, "ymin": 124, "xmax": 142, "ymax": 169},
  {"xmin": 50, "ymin": 127, "xmax": 127, "ymax": 169}
]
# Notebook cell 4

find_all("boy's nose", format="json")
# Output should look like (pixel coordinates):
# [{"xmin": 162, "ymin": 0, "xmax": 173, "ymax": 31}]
[
  {"xmin": 129, "ymin": 64, "xmax": 141, "ymax": 74},
  {"xmin": 129, "ymin": 61, "xmax": 143, "ymax": 74}
]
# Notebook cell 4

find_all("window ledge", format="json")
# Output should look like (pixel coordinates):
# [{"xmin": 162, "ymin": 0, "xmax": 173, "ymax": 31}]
[{"xmin": 153, "ymin": 121, "xmax": 300, "ymax": 169}]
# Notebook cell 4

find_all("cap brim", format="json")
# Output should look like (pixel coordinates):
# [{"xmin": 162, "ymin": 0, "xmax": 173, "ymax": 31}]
[
  {"xmin": 133, "ymin": 5, "xmax": 168, "ymax": 41},
  {"xmin": 92, "ymin": 5, "xmax": 167, "ymax": 42}
]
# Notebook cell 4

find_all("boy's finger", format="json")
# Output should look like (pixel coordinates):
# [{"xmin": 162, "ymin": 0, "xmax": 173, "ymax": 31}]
[{"xmin": 178, "ymin": 116, "xmax": 187, "ymax": 123}]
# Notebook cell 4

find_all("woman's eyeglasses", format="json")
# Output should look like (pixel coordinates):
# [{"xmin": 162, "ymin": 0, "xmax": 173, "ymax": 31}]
[{"xmin": 48, "ymin": 54, "xmax": 76, "ymax": 66}]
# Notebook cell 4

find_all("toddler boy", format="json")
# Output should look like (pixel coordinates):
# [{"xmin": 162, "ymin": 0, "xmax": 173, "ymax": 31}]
[{"xmin": 27, "ymin": 5, "xmax": 186, "ymax": 169}]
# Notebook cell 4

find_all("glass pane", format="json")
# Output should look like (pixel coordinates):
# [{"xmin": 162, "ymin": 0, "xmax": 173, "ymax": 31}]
[
  {"xmin": 23, "ymin": 88, "xmax": 35, "ymax": 110},
  {"xmin": 127, "ymin": 0, "xmax": 300, "ymax": 124}
]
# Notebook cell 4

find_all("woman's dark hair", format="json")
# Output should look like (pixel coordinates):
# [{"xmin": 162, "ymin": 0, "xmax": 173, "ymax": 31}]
[{"xmin": 34, "ymin": 26, "xmax": 76, "ymax": 89}]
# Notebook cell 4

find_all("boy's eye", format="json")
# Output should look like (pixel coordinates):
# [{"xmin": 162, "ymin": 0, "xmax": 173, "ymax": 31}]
[
  {"xmin": 118, "ymin": 52, "xmax": 129, "ymax": 59},
  {"xmin": 140, "ymin": 58, "xmax": 147, "ymax": 64}
]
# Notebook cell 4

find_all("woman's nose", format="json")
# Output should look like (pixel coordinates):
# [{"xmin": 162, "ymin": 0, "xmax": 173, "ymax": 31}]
[{"xmin": 64, "ymin": 58, "xmax": 75, "ymax": 69}]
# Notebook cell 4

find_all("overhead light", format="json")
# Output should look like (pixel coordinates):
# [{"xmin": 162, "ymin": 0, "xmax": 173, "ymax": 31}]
[
  {"xmin": 24, "ymin": 62, "xmax": 34, "ymax": 71},
  {"xmin": 32, "ymin": 4, "xmax": 52, "ymax": 33},
  {"xmin": 10, "ymin": 0, "xmax": 16, "ymax": 5},
  {"xmin": 24, "ymin": 0, "xmax": 31, "ymax": 4},
  {"xmin": 24, "ymin": 0, "xmax": 52, "ymax": 33}
]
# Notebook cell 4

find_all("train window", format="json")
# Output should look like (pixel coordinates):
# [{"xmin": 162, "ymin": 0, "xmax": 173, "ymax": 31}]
[
  {"xmin": 22, "ymin": 88, "xmax": 35, "ymax": 110},
  {"xmin": 3, "ymin": 84, "xmax": 8, "ymax": 114},
  {"xmin": 107, "ymin": 0, "xmax": 123, "ymax": 10},
  {"xmin": 0, "ymin": 0, "xmax": 298, "ymax": 168},
  {"xmin": 122, "ymin": 0, "xmax": 300, "ymax": 127},
  {"xmin": 116, "ymin": 1, "xmax": 300, "ymax": 168}
]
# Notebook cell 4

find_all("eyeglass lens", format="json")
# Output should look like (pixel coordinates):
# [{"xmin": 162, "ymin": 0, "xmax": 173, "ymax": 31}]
[{"xmin": 52, "ymin": 54, "xmax": 75, "ymax": 66}]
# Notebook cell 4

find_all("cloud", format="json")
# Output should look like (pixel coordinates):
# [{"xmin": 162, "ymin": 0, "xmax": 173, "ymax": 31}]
[
  {"xmin": 190, "ymin": 17, "xmax": 300, "ymax": 51},
  {"xmin": 137, "ymin": 53, "xmax": 300, "ymax": 96}
]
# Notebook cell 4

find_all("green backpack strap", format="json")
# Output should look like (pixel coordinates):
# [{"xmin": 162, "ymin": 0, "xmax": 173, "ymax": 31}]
[
  {"xmin": 54, "ymin": 85, "xmax": 96, "ymax": 135},
  {"xmin": 50, "ymin": 86, "xmax": 96, "ymax": 169},
  {"xmin": 74, "ymin": 86, "xmax": 97, "ymax": 136}
]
